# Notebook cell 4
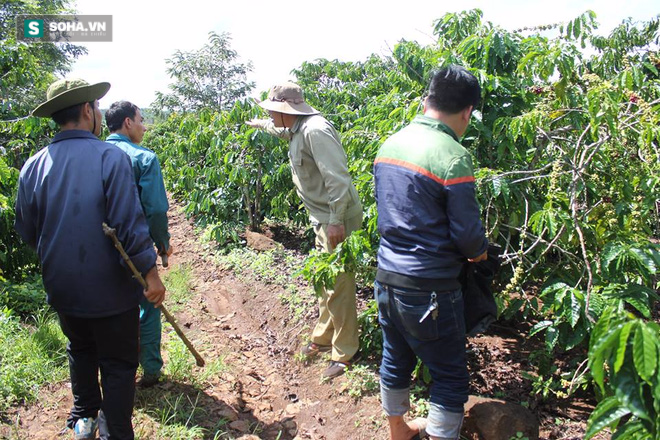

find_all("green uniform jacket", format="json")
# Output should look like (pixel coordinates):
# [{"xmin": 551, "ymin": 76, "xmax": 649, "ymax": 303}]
[{"xmin": 107, "ymin": 133, "xmax": 170, "ymax": 252}]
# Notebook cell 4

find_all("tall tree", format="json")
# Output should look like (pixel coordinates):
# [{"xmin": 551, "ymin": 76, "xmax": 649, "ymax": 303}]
[
  {"xmin": 1, "ymin": 0, "xmax": 86, "ymax": 119},
  {"xmin": 1, "ymin": 0, "xmax": 86, "ymax": 280},
  {"xmin": 153, "ymin": 32, "xmax": 254, "ymax": 113}
]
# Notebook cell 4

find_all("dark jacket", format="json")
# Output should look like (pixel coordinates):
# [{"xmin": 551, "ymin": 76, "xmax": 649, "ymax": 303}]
[{"xmin": 14, "ymin": 130, "xmax": 156, "ymax": 317}]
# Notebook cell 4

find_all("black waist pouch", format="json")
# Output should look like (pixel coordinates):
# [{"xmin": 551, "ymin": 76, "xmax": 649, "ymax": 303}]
[{"xmin": 460, "ymin": 243, "xmax": 502, "ymax": 336}]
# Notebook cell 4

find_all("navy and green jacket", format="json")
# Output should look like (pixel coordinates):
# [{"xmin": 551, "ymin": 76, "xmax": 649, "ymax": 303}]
[
  {"xmin": 106, "ymin": 133, "xmax": 170, "ymax": 253},
  {"xmin": 374, "ymin": 115, "xmax": 488, "ymax": 291}
]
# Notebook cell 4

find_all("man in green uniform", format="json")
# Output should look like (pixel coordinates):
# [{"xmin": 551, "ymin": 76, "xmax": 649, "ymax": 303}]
[{"xmin": 106, "ymin": 101, "xmax": 172, "ymax": 387}]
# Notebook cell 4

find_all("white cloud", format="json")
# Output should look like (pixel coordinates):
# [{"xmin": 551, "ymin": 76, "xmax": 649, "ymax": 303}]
[{"xmin": 68, "ymin": 0, "xmax": 659, "ymax": 108}]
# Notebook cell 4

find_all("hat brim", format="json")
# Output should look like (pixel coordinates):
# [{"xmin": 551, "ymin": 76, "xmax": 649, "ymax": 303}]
[
  {"xmin": 32, "ymin": 82, "xmax": 111, "ymax": 117},
  {"xmin": 258, "ymin": 99, "xmax": 319, "ymax": 116}
]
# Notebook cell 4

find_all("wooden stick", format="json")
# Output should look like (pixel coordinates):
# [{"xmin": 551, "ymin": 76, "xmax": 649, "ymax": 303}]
[{"xmin": 102, "ymin": 223, "xmax": 205, "ymax": 367}]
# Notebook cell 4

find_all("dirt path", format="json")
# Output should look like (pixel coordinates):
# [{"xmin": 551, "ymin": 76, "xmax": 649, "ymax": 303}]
[
  {"xmin": 0, "ymin": 203, "xmax": 385, "ymax": 440},
  {"xmin": 0, "ymin": 200, "xmax": 597, "ymax": 440},
  {"xmin": 157, "ymin": 204, "xmax": 387, "ymax": 440}
]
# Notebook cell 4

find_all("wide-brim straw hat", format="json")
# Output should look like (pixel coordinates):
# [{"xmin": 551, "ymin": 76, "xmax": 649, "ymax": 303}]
[
  {"xmin": 258, "ymin": 82, "xmax": 319, "ymax": 116},
  {"xmin": 32, "ymin": 78, "xmax": 110, "ymax": 117}
]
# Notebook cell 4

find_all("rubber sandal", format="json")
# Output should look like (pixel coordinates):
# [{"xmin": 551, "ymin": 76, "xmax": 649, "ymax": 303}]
[
  {"xmin": 410, "ymin": 417, "xmax": 428, "ymax": 439},
  {"xmin": 301, "ymin": 342, "xmax": 331, "ymax": 357}
]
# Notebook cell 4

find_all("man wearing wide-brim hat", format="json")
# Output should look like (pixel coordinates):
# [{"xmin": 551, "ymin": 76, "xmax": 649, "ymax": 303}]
[
  {"xmin": 247, "ymin": 82, "xmax": 362, "ymax": 379},
  {"xmin": 15, "ymin": 78, "xmax": 166, "ymax": 440}
]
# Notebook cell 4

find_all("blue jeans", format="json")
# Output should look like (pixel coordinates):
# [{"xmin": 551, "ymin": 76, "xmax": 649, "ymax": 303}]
[{"xmin": 375, "ymin": 281, "xmax": 468, "ymax": 437}]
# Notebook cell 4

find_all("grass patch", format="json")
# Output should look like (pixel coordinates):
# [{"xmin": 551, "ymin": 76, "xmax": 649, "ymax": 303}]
[
  {"xmin": 217, "ymin": 247, "xmax": 316, "ymax": 324},
  {"xmin": 134, "ymin": 389, "xmax": 231, "ymax": 440},
  {"xmin": 162, "ymin": 264, "xmax": 194, "ymax": 314},
  {"xmin": 216, "ymin": 248, "xmax": 300, "ymax": 286},
  {"xmin": 0, "ymin": 309, "xmax": 68, "ymax": 413}
]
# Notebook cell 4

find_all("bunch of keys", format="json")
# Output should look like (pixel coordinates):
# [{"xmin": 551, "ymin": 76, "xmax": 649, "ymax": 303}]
[{"xmin": 419, "ymin": 292, "xmax": 439, "ymax": 323}]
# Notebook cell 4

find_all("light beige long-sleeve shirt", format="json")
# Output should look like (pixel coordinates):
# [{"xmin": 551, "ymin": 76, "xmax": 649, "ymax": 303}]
[{"xmin": 261, "ymin": 115, "xmax": 362, "ymax": 225}]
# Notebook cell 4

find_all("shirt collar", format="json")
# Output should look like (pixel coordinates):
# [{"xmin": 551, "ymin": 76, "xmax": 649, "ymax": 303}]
[
  {"xmin": 52, "ymin": 129, "xmax": 99, "ymax": 143},
  {"xmin": 290, "ymin": 115, "xmax": 310, "ymax": 134},
  {"xmin": 413, "ymin": 114, "xmax": 459, "ymax": 142},
  {"xmin": 106, "ymin": 133, "xmax": 145, "ymax": 149},
  {"xmin": 106, "ymin": 133, "xmax": 131, "ymax": 143}
]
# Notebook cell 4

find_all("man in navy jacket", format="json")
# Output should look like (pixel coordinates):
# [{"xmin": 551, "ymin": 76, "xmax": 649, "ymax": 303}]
[{"xmin": 15, "ymin": 78, "xmax": 166, "ymax": 440}]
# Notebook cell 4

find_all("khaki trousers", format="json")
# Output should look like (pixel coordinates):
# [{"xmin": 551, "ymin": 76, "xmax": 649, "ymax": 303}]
[{"xmin": 311, "ymin": 212, "xmax": 362, "ymax": 363}]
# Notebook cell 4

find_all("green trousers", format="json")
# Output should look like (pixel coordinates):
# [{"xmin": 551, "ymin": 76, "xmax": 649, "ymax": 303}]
[{"xmin": 139, "ymin": 295, "xmax": 163, "ymax": 377}]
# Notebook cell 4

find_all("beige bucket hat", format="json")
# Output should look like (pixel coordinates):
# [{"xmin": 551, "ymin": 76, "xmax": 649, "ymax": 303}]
[
  {"xmin": 258, "ymin": 82, "xmax": 319, "ymax": 116},
  {"xmin": 32, "ymin": 78, "xmax": 110, "ymax": 117}
]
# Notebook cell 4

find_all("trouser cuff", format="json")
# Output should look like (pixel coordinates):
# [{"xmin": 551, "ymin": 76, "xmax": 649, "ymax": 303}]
[
  {"xmin": 426, "ymin": 402, "xmax": 464, "ymax": 439},
  {"xmin": 380, "ymin": 382, "xmax": 410, "ymax": 416}
]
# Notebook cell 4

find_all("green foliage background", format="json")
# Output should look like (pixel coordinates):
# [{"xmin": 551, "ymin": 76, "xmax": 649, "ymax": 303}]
[{"xmin": 144, "ymin": 11, "xmax": 660, "ymax": 437}]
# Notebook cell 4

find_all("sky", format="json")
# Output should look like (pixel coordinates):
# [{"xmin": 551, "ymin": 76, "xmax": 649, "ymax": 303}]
[{"xmin": 67, "ymin": 0, "xmax": 660, "ymax": 109}]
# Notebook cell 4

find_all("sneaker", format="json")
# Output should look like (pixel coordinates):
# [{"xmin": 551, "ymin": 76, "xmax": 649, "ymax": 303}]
[
  {"xmin": 300, "ymin": 342, "xmax": 331, "ymax": 358},
  {"xmin": 322, "ymin": 360, "xmax": 349, "ymax": 379},
  {"xmin": 73, "ymin": 417, "xmax": 98, "ymax": 440}
]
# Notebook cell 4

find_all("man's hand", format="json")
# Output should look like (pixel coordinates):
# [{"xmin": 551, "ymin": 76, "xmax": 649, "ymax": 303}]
[
  {"xmin": 468, "ymin": 250, "xmax": 488, "ymax": 263},
  {"xmin": 144, "ymin": 266, "xmax": 166, "ymax": 308},
  {"xmin": 327, "ymin": 224, "xmax": 346, "ymax": 251},
  {"xmin": 157, "ymin": 244, "xmax": 174, "ymax": 257},
  {"xmin": 245, "ymin": 118, "xmax": 269, "ymax": 129}
]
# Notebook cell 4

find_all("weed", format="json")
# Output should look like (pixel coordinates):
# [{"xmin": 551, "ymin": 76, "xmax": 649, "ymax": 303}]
[
  {"xmin": 409, "ymin": 384, "xmax": 431, "ymax": 418},
  {"xmin": 135, "ymin": 391, "xmax": 211, "ymax": 440},
  {"xmin": 162, "ymin": 264, "xmax": 193, "ymax": 314},
  {"xmin": 278, "ymin": 285, "xmax": 313, "ymax": 322},
  {"xmin": 0, "ymin": 308, "xmax": 67, "ymax": 413},
  {"xmin": 344, "ymin": 364, "xmax": 379, "ymax": 399},
  {"xmin": 358, "ymin": 300, "xmax": 382, "ymax": 355},
  {"xmin": 164, "ymin": 337, "xmax": 195, "ymax": 383},
  {"xmin": 0, "ymin": 276, "xmax": 47, "ymax": 319},
  {"xmin": 216, "ymin": 247, "xmax": 302, "ymax": 287},
  {"xmin": 197, "ymin": 354, "xmax": 230, "ymax": 383}
]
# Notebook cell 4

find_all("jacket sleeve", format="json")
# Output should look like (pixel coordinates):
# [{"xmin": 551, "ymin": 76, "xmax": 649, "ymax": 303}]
[
  {"xmin": 14, "ymin": 171, "xmax": 37, "ymax": 249},
  {"xmin": 306, "ymin": 124, "xmax": 354, "ymax": 224},
  {"xmin": 258, "ymin": 119, "xmax": 292, "ymax": 141},
  {"xmin": 138, "ymin": 155, "xmax": 170, "ymax": 252},
  {"xmin": 103, "ymin": 149, "xmax": 157, "ymax": 276},
  {"xmin": 444, "ymin": 155, "xmax": 488, "ymax": 259}
]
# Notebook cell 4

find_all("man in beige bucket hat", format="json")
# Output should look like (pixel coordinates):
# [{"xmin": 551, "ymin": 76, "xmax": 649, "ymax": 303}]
[
  {"xmin": 247, "ymin": 82, "xmax": 362, "ymax": 379},
  {"xmin": 15, "ymin": 78, "xmax": 166, "ymax": 439}
]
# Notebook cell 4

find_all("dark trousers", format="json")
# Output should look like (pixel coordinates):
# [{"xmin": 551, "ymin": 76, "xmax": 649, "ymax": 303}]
[{"xmin": 58, "ymin": 307, "xmax": 139, "ymax": 440}]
